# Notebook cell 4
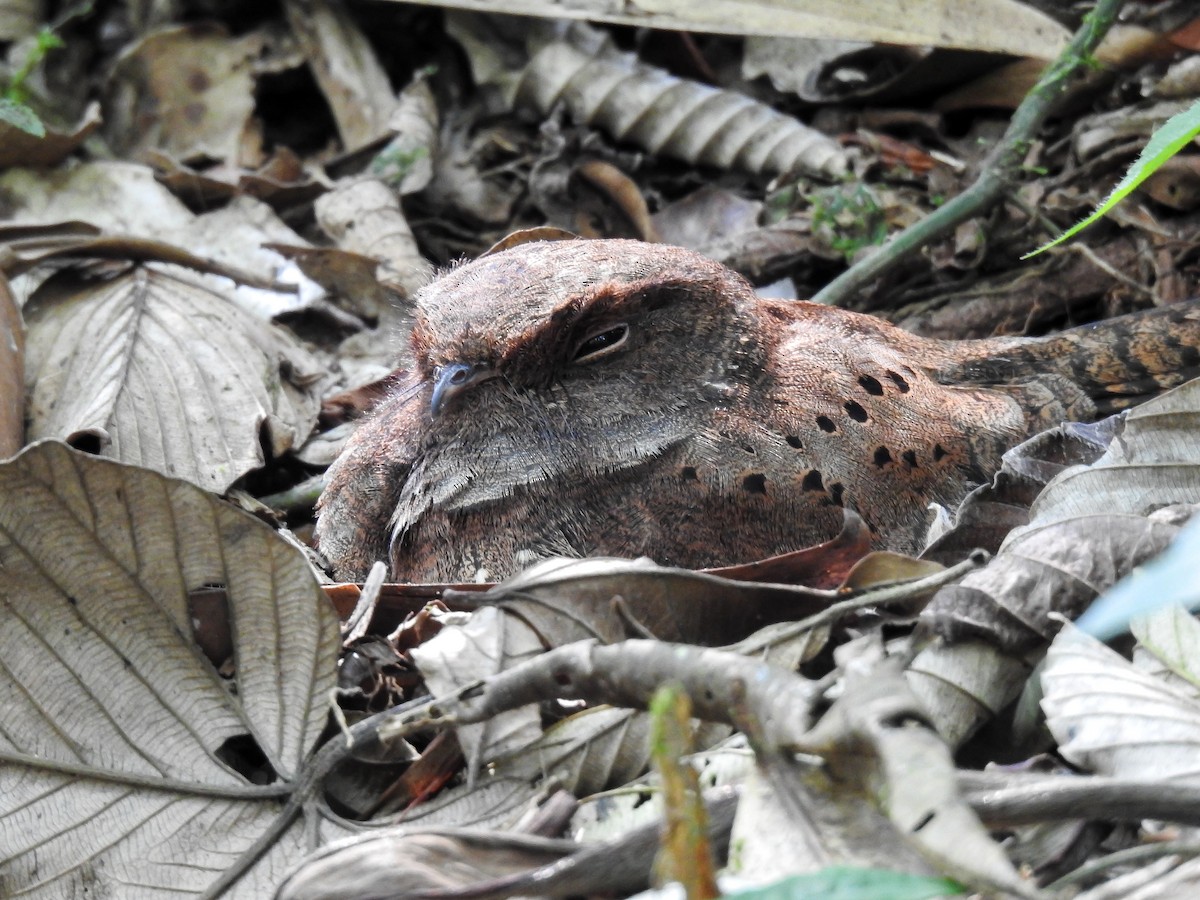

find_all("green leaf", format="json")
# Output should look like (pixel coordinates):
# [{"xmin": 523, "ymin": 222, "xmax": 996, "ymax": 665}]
[
  {"xmin": 1024, "ymin": 98, "xmax": 1200, "ymax": 258},
  {"xmin": 33, "ymin": 25, "xmax": 66, "ymax": 54},
  {"xmin": 726, "ymin": 867, "xmax": 965, "ymax": 900},
  {"xmin": 0, "ymin": 97, "xmax": 45, "ymax": 137}
]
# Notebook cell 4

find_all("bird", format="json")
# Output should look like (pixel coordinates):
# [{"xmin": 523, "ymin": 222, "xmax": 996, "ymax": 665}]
[{"xmin": 315, "ymin": 238, "xmax": 1200, "ymax": 583}]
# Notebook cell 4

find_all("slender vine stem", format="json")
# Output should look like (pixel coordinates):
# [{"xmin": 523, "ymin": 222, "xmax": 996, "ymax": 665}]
[{"xmin": 810, "ymin": 0, "xmax": 1126, "ymax": 307}]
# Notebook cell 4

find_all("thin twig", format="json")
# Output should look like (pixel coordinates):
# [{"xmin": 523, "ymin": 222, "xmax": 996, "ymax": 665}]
[
  {"xmin": 732, "ymin": 550, "xmax": 986, "ymax": 657},
  {"xmin": 959, "ymin": 770, "xmax": 1200, "ymax": 828},
  {"xmin": 1048, "ymin": 841, "xmax": 1200, "ymax": 890}
]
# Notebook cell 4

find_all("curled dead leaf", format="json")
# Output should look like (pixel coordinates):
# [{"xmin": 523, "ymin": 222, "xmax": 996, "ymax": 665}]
[{"xmin": 448, "ymin": 14, "xmax": 847, "ymax": 180}]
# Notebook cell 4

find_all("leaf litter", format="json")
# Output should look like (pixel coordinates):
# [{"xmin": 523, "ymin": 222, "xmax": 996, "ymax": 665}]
[{"xmin": 3, "ymin": 0, "xmax": 1200, "ymax": 897}]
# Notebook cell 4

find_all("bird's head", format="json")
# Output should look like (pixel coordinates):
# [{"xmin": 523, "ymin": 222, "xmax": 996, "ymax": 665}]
[{"xmin": 409, "ymin": 238, "xmax": 761, "ymax": 428}]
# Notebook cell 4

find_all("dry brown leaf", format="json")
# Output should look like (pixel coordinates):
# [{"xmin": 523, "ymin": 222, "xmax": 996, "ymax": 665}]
[
  {"xmin": 2, "ymin": 232, "xmax": 290, "ymax": 292},
  {"xmin": 481, "ymin": 226, "xmax": 580, "ymax": 257},
  {"xmin": 282, "ymin": 0, "xmax": 397, "ymax": 151},
  {"xmin": 149, "ymin": 147, "xmax": 328, "ymax": 211},
  {"xmin": 266, "ymin": 243, "xmax": 394, "ymax": 323},
  {"xmin": 706, "ymin": 509, "xmax": 872, "ymax": 590},
  {"xmin": 24, "ymin": 266, "xmax": 323, "ymax": 492},
  {"xmin": 840, "ymin": 551, "xmax": 943, "ymax": 593},
  {"xmin": 279, "ymin": 0, "xmax": 393, "ymax": 150},
  {"xmin": 572, "ymin": 160, "xmax": 660, "ymax": 242},
  {"xmin": 443, "ymin": 556, "xmax": 833, "ymax": 649},
  {"xmin": 314, "ymin": 177, "xmax": 431, "ymax": 303},
  {"xmin": 935, "ymin": 58, "xmax": 1049, "ymax": 112},
  {"xmin": 938, "ymin": 25, "xmax": 1173, "ymax": 113},
  {"xmin": 106, "ymin": 24, "xmax": 265, "ymax": 165},
  {"xmin": 0, "ymin": 100, "xmax": 101, "ymax": 169},
  {"xmin": 318, "ymin": 508, "xmax": 867, "ymax": 635}
]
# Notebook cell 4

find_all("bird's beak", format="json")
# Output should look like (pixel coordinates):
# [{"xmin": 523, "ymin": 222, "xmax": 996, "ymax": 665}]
[{"xmin": 430, "ymin": 362, "xmax": 494, "ymax": 417}]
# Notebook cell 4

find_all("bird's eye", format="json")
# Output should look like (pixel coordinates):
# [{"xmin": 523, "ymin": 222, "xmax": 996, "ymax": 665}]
[{"xmin": 571, "ymin": 324, "xmax": 629, "ymax": 364}]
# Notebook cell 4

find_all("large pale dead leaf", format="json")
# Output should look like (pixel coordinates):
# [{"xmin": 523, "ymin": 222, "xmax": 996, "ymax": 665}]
[
  {"xmin": 1042, "ymin": 623, "xmax": 1200, "ymax": 783},
  {"xmin": 1133, "ymin": 604, "xmax": 1200, "ymax": 694},
  {"xmin": 24, "ymin": 266, "xmax": 322, "ymax": 492},
  {"xmin": 410, "ymin": 0, "xmax": 1068, "ymax": 58},
  {"xmin": 0, "ymin": 441, "xmax": 342, "ymax": 898},
  {"xmin": 802, "ymin": 657, "xmax": 1036, "ymax": 898},
  {"xmin": 0, "ymin": 161, "xmax": 197, "ymax": 240},
  {"xmin": 1023, "ymin": 377, "xmax": 1200, "ymax": 530},
  {"xmin": 909, "ymin": 378, "xmax": 1200, "ymax": 747},
  {"xmin": 1, "ymin": 163, "xmax": 325, "ymax": 312}
]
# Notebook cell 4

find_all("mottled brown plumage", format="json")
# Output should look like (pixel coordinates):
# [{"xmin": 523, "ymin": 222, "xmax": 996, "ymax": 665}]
[{"xmin": 315, "ymin": 239, "xmax": 1200, "ymax": 582}]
